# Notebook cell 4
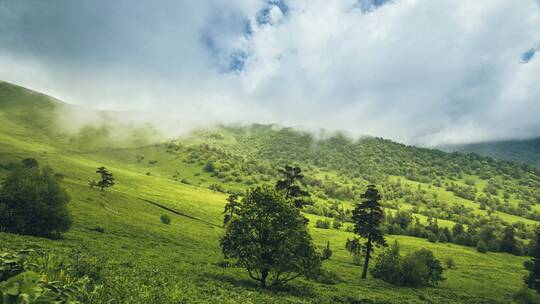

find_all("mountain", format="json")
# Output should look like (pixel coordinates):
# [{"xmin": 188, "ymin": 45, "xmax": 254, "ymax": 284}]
[
  {"xmin": 440, "ymin": 139, "xmax": 540, "ymax": 166},
  {"xmin": 1, "ymin": 81, "xmax": 539, "ymax": 303}
]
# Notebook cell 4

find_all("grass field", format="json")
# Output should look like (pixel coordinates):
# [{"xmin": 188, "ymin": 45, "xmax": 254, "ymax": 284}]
[{"xmin": 0, "ymin": 81, "xmax": 536, "ymax": 303}]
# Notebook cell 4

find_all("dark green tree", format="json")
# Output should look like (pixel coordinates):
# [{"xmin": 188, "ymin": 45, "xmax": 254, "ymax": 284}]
[
  {"xmin": 352, "ymin": 185, "xmax": 387, "ymax": 279},
  {"xmin": 220, "ymin": 186, "xmax": 321, "ymax": 288},
  {"xmin": 275, "ymin": 165, "xmax": 310, "ymax": 208},
  {"xmin": 525, "ymin": 226, "xmax": 540, "ymax": 292},
  {"xmin": 0, "ymin": 160, "xmax": 71, "ymax": 238},
  {"xmin": 500, "ymin": 225, "xmax": 518, "ymax": 254},
  {"xmin": 95, "ymin": 167, "xmax": 115, "ymax": 191}
]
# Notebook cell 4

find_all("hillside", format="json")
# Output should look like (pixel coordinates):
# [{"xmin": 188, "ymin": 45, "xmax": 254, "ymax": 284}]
[
  {"xmin": 1, "ymin": 81, "xmax": 540, "ymax": 303},
  {"xmin": 441, "ymin": 139, "xmax": 540, "ymax": 167}
]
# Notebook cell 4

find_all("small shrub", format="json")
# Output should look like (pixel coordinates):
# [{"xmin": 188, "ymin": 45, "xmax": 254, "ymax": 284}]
[
  {"xmin": 208, "ymin": 183, "xmax": 224, "ymax": 193},
  {"xmin": 215, "ymin": 260, "xmax": 231, "ymax": 268},
  {"xmin": 309, "ymin": 269, "xmax": 341, "ymax": 285},
  {"xmin": 371, "ymin": 241, "xmax": 444, "ymax": 287},
  {"xmin": 322, "ymin": 241, "xmax": 333, "ymax": 260},
  {"xmin": 438, "ymin": 233, "xmax": 448, "ymax": 243},
  {"xmin": 427, "ymin": 232, "xmax": 438, "ymax": 243},
  {"xmin": 315, "ymin": 219, "xmax": 331, "ymax": 229},
  {"xmin": 477, "ymin": 240, "xmax": 488, "ymax": 253},
  {"xmin": 203, "ymin": 161, "xmax": 215, "ymax": 172},
  {"xmin": 333, "ymin": 219, "xmax": 343, "ymax": 230},
  {"xmin": 444, "ymin": 257, "xmax": 456, "ymax": 269},
  {"xmin": 180, "ymin": 178, "xmax": 191, "ymax": 185},
  {"xmin": 160, "ymin": 214, "xmax": 171, "ymax": 225},
  {"xmin": 91, "ymin": 226, "xmax": 105, "ymax": 233}
]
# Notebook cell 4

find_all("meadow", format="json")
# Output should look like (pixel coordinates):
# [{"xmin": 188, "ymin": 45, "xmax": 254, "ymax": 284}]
[{"xmin": 1, "ymin": 81, "xmax": 538, "ymax": 303}]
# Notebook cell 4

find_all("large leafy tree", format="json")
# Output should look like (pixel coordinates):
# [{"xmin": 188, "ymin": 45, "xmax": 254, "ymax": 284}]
[
  {"xmin": 0, "ymin": 159, "xmax": 71, "ymax": 238},
  {"xmin": 275, "ymin": 165, "xmax": 309, "ymax": 208},
  {"xmin": 525, "ymin": 226, "xmax": 540, "ymax": 292},
  {"xmin": 220, "ymin": 186, "xmax": 321, "ymax": 288},
  {"xmin": 95, "ymin": 167, "xmax": 115, "ymax": 191},
  {"xmin": 352, "ymin": 185, "xmax": 387, "ymax": 279}
]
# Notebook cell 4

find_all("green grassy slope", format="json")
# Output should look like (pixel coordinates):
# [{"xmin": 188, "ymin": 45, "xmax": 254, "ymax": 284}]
[{"xmin": 0, "ymin": 81, "xmax": 537, "ymax": 303}]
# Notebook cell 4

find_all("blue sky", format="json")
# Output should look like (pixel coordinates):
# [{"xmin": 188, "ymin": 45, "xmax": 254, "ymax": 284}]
[{"xmin": 0, "ymin": 0, "xmax": 539, "ymax": 145}]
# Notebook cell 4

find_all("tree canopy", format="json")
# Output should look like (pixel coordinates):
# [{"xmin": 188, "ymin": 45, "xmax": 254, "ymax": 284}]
[
  {"xmin": 0, "ymin": 159, "xmax": 71, "ymax": 238},
  {"xmin": 220, "ymin": 186, "xmax": 321, "ymax": 288}
]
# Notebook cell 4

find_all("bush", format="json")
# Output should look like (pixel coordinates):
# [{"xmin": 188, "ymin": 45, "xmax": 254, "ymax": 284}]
[
  {"xmin": 438, "ymin": 233, "xmax": 448, "ymax": 243},
  {"xmin": 91, "ymin": 226, "xmax": 105, "ymax": 233},
  {"xmin": 316, "ymin": 219, "xmax": 331, "ymax": 229},
  {"xmin": 203, "ymin": 161, "xmax": 215, "ymax": 172},
  {"xmin": 427, "ymin": 232, "xmax": 438, "ymax": 243},
  {"xmin": 308, "ymin": 269, "xmax": 341, "ymax": 285},
  {"xmin": 333, "ymin": 219, "xmax": 343, "ymax": 230},
  {"xmin": 371, "ymin": 241, "xmax": 444, "ymax": 287},
  {"xmin": 444, "ymin": 257, "xmax": 456, "ymax": 269},
  {"xmin": 322, "ymin": 241, "xmax": 333, "ymax": 260},
  {"xmin": 160, "ymin": 214, "xmax": 171, "ymax": 224},
  {"xmin": 477, "ymin": 240, "xmax": 488, "ymax": 253},
  {"xmin": 371, "ymin": 242, "xmax": 401, "ymax": 284},
  {"xmin": 400, "ymin": 249, "xmax": 444, "ymax": 287},
  {"xmin": 0, "ymin": 159, "xmax": 71, "ymax": 238}
]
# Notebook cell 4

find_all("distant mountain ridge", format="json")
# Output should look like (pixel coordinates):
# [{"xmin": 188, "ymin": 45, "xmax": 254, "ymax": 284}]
[{"xmin": 440, "ymin": 138, "xmax": 540, "ymax": 167}]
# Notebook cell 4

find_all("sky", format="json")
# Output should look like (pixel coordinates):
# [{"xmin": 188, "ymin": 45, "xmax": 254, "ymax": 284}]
[{"xmin": 0, "ymin": 0, "xmax": 539, "ymax": 146}]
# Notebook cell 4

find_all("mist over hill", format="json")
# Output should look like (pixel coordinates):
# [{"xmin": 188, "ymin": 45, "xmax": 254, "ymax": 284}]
[{"xmin": 440, "ymin": 139, "xmax": 540, "ymax": 167}]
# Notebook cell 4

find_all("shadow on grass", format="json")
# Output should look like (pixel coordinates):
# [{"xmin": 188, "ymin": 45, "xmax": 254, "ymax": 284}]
[{"xmin": 205, "ymin": 272, "xmax": 318, "ymax": 299}]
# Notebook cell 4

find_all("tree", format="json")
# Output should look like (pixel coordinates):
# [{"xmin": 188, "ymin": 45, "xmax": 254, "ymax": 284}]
[
  {"xmin": 352, "ymin": 185, "xmax": 387, "ymax": 279},
  {"xmin": 95, "ymin": 167, "xmax": 115, "ymax": 191},
  {"xmin": 275, "ymin": 165, "xmax": 310, "ymax": 208},
  {"xmin": 220, "ymin": 186, "xmax": 321, "ymax": 288},
  {"xmin": 452, "ymin": 223, "xmax": 465, "ymax": 238},
  {"xmin": 500, "ymin": 225, "xmax": 518, "ymax": 254},
  {"xmin": 322, "ymin": 241, "xmax": 333, "ymax": 260},
  {"xmin": 394, "ymin": 210, "xmax": 413, "ymax": 230},
  {"xmin": 0, "ymin": 159, "xmax": 71, "ymax": 238},
  {"xmin": 203, "ymin": 161, "xmax": 215, "ymax": 173},
  {"xmin": 525, "ymin": 226, "xmax": 540, "ymax": 293}
]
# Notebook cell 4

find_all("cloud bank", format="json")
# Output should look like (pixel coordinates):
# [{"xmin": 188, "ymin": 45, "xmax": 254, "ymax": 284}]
[{"xmin": 0, "ymin": 0, "xmax": 539, "ymax": 145}]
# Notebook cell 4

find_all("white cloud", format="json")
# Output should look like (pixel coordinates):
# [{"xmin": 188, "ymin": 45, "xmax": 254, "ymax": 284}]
[{"xmin": 0, "ymin": 0, "xmax": 539, "ymax": 145}]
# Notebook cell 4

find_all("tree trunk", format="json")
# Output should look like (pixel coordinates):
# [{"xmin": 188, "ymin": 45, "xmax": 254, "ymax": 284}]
[
  {"xmin": 361, "ymin": 236, "xmax": 372, "ymax": 279},
  {"xmin": 261, "ymin": 269, "xmax": 268, "ymax": 289}
]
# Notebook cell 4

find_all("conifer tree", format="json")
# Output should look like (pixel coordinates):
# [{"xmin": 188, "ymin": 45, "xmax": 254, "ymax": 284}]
[
  {"xmin": 96, "ymin": 166, "xmax": 115, "ymax": 191},
  {"xmin": 275, "ymin": 165, "xmax": 309, "ymax": 208},
  {"xmin": 352, "ymin": 185, "xmax": 387, "ymax": 279}
]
